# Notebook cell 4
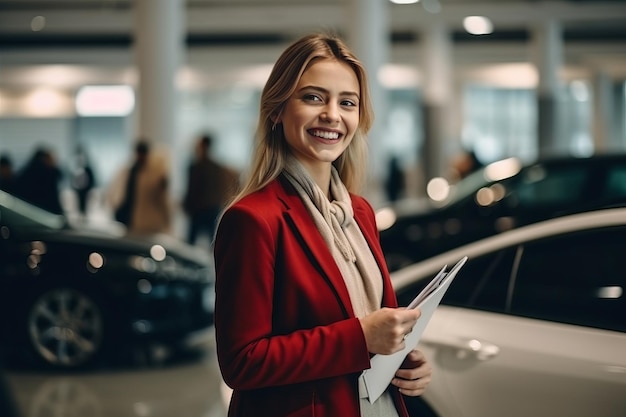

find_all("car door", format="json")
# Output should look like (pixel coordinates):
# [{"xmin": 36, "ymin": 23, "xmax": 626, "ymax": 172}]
[
  {"xmin": 400, "ymin": 249, "xmax": 516, "ymax": 417},
  {"xmin": 431, "ymin": 227, "xmax": 626, "ymax": 417}
]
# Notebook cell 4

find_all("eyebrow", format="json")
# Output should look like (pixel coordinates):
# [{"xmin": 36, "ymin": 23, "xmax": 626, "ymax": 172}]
[{"xmin": 298, "ymin": 85, "xmax": 360, "ymax": 100}]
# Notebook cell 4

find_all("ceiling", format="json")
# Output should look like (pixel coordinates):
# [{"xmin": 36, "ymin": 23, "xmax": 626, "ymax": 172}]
[{"xmin": 0, "ymin": 0, "xmax": 625, "ymax": 90}]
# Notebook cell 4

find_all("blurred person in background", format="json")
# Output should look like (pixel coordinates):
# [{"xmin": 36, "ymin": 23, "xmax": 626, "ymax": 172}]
[
  {"xmin": 384, "ymin": 155, "xmax": 406, "ymax": 202},
  {"xmin": 70, "ymin": 146, "xmax": 96, "ymax": 220},
  {"xmin": 15, "ymin": 146, "xmax": 64, "ymax": 215},
  {"xmin": 448, "ymin": 148, "xmax": 484, "ymax": 182},
  {"xmin": 0, "ymin": 154, "xmax": 17, "ymax": 195},
  {"xmin": 108, "ymin": 139, "xmax": 172, "ymax": 235},
  {"xmin": 183, "ymin": 133, "xmax": 239, "ymax": 245},
  {"xmin": 213, "ymin": 33, "xmax": 431, "ymax": 417}
]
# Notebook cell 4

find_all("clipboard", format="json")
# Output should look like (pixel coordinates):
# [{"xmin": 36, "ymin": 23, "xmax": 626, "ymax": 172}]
[{"xmin": 362, "ymin": 256, "xmax": 468, "ymax": 403}]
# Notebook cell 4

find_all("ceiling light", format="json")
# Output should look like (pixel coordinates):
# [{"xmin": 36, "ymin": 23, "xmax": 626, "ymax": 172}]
[
  {"xmin": 30, "ymin": 16, "xmax": 45, "ymax": 32},
  {"xmin": 463, "ymin": 16, "xmax": 494, "ymax": 35},
  {"xmin": 75, "ymin": 85, "xmax": 135, "ymax": 117}
]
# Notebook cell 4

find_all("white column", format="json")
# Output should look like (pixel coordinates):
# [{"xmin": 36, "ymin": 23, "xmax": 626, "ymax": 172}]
[
  {"xmin": 346, "ymin": 0, "xmax": 390, "ymax": 188},
  {"xmin": 530, "ymin": 19, "xmax": 564, "ymax": 156},
  {"xmin": 133, "ymin": 0, "xmax": 185, "ymax": 147},
  {"xmin": 592, "ymin": 71, "xmax": 616, "ymax": 152},
  {"xmin": 420, "ymin": 19, "xmax": 453, "ymax": 180}
]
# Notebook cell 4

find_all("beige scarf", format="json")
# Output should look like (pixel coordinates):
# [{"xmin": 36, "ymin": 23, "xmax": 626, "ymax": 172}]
[{"xmin": 283, "ymin": 157, "xmax": 382, "ymax": 318}]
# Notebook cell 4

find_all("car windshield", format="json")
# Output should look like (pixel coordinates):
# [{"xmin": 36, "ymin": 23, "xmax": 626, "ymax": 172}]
[
  {"xmin": 0, "ymin": 190, "xmax": 66, "ymax": 230},
  {"xmin": 445, "ymin": 168, "xmax": 490, "ymax": 205},
  {"xmin": 445, "ymin": 157, "xmax": 523, "ymax": 206}
]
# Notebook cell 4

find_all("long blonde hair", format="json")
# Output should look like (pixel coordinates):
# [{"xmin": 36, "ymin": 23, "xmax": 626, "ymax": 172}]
[{"xmin": 228, "ymin": 32, "xmax": 374, "ymax": 208}]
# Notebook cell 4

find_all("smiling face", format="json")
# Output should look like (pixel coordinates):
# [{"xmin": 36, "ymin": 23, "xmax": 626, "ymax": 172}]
[{"xmin": 277, "ymin": 58, "xmax": 360, "ymax": 176}]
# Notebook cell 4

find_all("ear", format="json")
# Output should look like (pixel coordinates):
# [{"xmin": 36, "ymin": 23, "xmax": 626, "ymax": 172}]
[{"xmin": 270, "ymin": 114, "xmax": 281, "ymax": 125}]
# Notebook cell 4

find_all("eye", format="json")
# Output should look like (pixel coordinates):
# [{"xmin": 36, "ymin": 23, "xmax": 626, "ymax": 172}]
[
  {"xmin": 341, "ymin": 99, "xmax": 358, "ymax": 107},
  {"xmin": 303, "ymin": 94, "xmax": 323, "ymax": 102}
]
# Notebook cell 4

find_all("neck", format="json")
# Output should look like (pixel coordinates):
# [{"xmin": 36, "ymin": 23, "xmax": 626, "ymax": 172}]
[{"xmin": 303, "ymin": 163, "xmax": 332, "ymax": 198}]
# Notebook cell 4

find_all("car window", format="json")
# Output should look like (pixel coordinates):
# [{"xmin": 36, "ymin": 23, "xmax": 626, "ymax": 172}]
[
  {"xmin": 446, "ymin": 168, "xmax": 490, "ymax": 205},
  {"xmin": 395, "ymin": 249, "xmax": 516, "ymax": 312},
  {"xmin": 604, "ymin": 166, "xmax": 626, "ymax": 199},
  {"xmin": 511, "ymin": 227, "xmax": 626, "ymax": 333},
  {"xmin": 444, "ymin": 248, "xmax": 516, "ymax": 312},
  {"xmin": 515, "ymin": 165, "xmax": 587, "ymax": 207}
]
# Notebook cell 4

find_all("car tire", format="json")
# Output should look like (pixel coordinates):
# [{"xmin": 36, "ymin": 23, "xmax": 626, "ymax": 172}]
[{"xmin": 26, "ymin": 287, "xmax": 106, "ymax": 370}]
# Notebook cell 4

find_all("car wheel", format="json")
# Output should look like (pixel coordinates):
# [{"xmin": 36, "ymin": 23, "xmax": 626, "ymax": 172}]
[{"xmin": 27, "ymin": 287, "xmax": 105, "ymax": 369}]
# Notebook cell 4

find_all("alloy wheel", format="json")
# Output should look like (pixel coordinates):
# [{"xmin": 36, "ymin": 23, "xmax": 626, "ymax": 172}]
[{"xmin": 28, "ymin": 288, "xmax": 104, "ymax": 368}]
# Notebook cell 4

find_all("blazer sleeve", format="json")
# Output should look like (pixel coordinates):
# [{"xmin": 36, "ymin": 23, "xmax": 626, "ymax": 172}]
[{"xmin": 213, "ymin": 202, "xmax": 372, "ymax": 390}]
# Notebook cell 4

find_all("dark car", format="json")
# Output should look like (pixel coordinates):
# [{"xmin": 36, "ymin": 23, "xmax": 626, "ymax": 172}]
[
  {"xmin": 377, "ymin": 154, "xmax": 626, "ymax": 271},
  {"xmin": 0, "ymin": 190, "xmax": 214, "ymax": 370}
]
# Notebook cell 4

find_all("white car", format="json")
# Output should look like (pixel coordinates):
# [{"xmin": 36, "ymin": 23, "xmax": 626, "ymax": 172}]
[{"xmin": 391, "ymin": 207, "xmax": 626, "ymax": 417}]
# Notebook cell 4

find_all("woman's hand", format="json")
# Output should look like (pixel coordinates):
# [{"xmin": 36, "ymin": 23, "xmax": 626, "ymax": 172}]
[
  {"xmin": 391, "ymin": 349, "xmax": 432, "ymax": 396},
  {"xmin": 359, "ymin": 307, "xmax": 421, "ymax": 355}
]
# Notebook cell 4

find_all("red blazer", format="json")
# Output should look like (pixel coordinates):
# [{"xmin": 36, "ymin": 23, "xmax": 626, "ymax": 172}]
[{"xmin": 214, "ymin": 176, "xmax": 410, "ymax": 417}]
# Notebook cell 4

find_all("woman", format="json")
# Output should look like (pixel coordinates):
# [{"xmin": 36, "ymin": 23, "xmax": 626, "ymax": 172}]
[
  {"xmin": 108, "ymin": 140, "xmax": 172, "ymax": 235},
  {"xmin": 214, "ymin": 33, "xmax": 432, "ymax": 417}
]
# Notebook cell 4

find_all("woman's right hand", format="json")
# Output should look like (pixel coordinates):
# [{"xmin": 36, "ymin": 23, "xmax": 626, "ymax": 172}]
[{"xmin": 359, "ymin": 307, "xmax": 422, "ymax": 355}]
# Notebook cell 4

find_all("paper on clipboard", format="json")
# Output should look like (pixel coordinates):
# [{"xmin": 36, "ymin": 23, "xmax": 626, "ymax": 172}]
[{"xmin": 362, "ymin": 256, "xmax": 468, "ymax": 403}]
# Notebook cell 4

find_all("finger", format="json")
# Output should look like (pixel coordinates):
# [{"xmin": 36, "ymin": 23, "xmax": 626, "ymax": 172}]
[
  {"xmin": 396, "ymin": 361, "xmax": 432, "ymax": 380},
  {"xmin": 401, "ymin": 308, "xmax": 421, "ymax": 323},
  {"xmin": 392, "ymin": 375, "xmax": 431, "ymax": 396},
  {"xmin": 398, "ymin": 386, "xmax": 428, "ymax": 397},
  {"xmin": 407, "ymin": 349, "xmax": 426, "ymax": 361},
  {"xmin": 401, "ymin": 349, "xmax": 427, "ymax": 368},
  {"xmin": 395, "ymin": 367, "xmax": 427, "ymax": 381}
]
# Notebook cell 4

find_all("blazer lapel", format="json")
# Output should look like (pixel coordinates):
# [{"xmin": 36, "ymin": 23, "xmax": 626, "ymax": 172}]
[{"xmin": 274, "ymin": 177, "xmax": 356, "ymax": 318}]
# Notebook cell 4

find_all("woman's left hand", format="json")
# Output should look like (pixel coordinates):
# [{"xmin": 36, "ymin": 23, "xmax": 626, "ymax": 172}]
[{"xmin": 391, "ymin": 349, "xmax": 432, "ymax": 396}]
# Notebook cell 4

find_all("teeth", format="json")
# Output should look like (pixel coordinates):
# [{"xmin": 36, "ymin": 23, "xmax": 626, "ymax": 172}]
[{"xmin": 310, "ymin": 130, "xmax": 339, "ymax": 140}]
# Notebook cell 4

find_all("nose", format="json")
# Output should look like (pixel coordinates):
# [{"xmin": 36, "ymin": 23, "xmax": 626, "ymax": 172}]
[{"xmin": 321, "ymin": 102, "xmax": 340, "ymax": 123}]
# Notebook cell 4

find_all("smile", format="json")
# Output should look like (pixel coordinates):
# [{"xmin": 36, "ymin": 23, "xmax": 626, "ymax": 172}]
[{"xmin": 309, "ymin": 129, "xmax": 340, "ymax": 140}]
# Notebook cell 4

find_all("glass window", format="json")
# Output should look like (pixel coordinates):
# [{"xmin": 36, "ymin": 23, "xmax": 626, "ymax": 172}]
[
  {"xmin": 455, "ymin": 248, "xmax": 516, "ymax": 312},
  {"xmin": 462, "ymin": 85, "xmax": 537, "ymax": 162},
  {"xmin": 511, "ymin": 227, "xmax": 626, "ymax": 333},
  {"xmin": 605, "ymin": 166, "xmax": 626, "ymax": 199},
  {"xmin": 515, "ymin": 165, "xmax": 587, "ymax": 207},
  {"xmin": 395, "ymin": 249, "xmax": 516, "ymax": 313}
]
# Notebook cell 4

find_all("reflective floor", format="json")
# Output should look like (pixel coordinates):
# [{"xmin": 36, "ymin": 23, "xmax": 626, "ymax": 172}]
[{"xmin": 4, "ymin": 339, "xmax": 229, "ymax": 417}]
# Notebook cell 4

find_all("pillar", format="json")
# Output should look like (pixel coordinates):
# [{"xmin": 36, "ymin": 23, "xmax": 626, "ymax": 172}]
[
  {"xmin": 133, "ymin": 0, "xmax": 185, "ymax": 147},
  {"xmin": 530, "ymin": 19, "xmax": 564, "ymax": 157},
  {"xmin": 346, "ymin": 0, "xmax": 390, "ymax": 189},
  {"xmin": 420, "ymin": 19, "xmax": 453, "ymax": 181}
]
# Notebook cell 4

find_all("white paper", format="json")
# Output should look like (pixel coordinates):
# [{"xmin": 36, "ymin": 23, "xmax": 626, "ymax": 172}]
[{"xmin": 362, "ymin": 256, "xmax": 468, "ymax": 403}]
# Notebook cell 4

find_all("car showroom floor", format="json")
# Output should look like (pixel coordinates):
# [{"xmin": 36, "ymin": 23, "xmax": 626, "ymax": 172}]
[{"xmin": 4, "ymin": 335, "xmax": 229, "ymax": 417}]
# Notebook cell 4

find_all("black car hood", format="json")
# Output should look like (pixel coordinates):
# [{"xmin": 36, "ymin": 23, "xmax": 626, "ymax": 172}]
[{"xmin": 17, "ymin": 226, "xmax": 210, "ymax": 267}]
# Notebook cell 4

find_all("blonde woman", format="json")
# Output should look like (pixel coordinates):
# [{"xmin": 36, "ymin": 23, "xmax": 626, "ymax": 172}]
[{"xmin": 214, "ymin": 33, "xmax": 432, "ymax": 417}]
